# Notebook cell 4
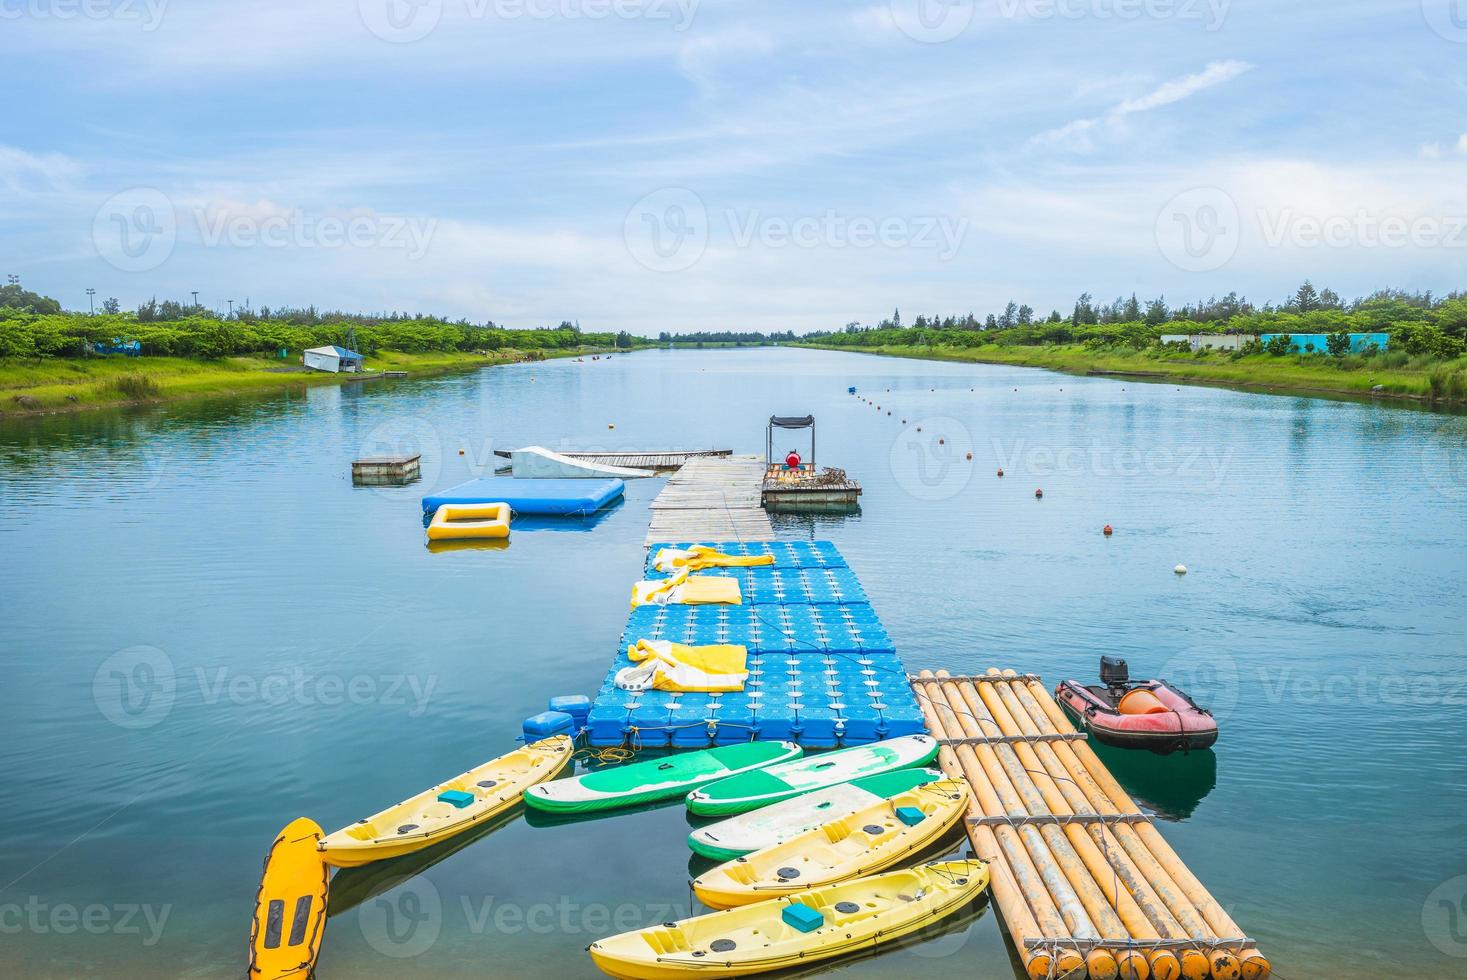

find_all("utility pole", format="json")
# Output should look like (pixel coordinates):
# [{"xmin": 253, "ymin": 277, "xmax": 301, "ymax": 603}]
[
  {"xmin": 86, "ymin": 288, "xmax": 96, "ymax": 315},
  {"xmin": 191, "ymin": 291, "xmax": 199, "ymax": 308},
  {"xmin": 227, "ymin": 299, "xmax": 234, "ymax": 316}
]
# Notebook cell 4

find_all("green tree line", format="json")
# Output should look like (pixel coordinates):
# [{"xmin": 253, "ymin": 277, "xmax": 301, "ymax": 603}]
[
  {"xmin": 0, "ymin": 291, "xmax": 642, "ymax": 359},
  {"xmin": 808, "ymin": 283, "xmax": 1467, "ymax": 361}
]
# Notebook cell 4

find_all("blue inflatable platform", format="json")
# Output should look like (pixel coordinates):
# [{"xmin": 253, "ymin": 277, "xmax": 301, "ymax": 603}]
[
  {"xmin": 588, "ymin": 541, "xmax": 927, "ymax": 750},
  {"xmin": 422, "ymin": 477, "xmax": 624, "ymax": 516}
]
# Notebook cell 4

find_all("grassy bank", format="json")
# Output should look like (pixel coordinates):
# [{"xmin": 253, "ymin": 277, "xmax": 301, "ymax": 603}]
[
  {"xmin": 0, "ymin": 347, "xmax": 617, "ymax": 417},
  {"xmin": 799, "ymin": 342, "xmax": 1467, "ymax": 404}
]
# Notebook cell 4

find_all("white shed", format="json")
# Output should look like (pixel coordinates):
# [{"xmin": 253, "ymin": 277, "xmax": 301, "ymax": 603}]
[{"xmin": 303, "ymin": 345, "xmax": 364, "ymax": 373}]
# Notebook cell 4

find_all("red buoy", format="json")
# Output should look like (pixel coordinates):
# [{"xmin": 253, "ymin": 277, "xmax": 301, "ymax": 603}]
[
  {"xmin": 965, "ymin": 452, "xmax": 973, "ymax": 461},
  {"xmin": 938, "ymin": 438, "xmax": 945, "ymax": 445},
  {"xmin": 1035, "ymin": 488, "xmax": 1044, "ymax": 498},
  {"xmin": 997, "ymin": 468, "xmax": 1004, "ymax": 477},
  {"xmin": 1103, "ymin": 525, "xmax": 1114, "ymax": 536}
]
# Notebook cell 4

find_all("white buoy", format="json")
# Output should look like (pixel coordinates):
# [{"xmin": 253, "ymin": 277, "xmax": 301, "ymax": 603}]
[{"xmin": 1174, "ymin": 564, "xmax": 1188, "ymax": 575}]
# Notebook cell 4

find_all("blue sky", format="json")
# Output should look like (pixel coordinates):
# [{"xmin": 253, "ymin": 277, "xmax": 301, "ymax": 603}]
[{"xmin": 3, "ymin": 0, "xmax": 1466, "ymax": 333}]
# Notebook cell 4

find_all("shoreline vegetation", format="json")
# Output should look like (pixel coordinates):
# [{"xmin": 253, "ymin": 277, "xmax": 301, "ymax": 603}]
[
  {"xmin": 0, "ymin": 347, "xmax": 624, "ymax": 418},
  {"xmin": 672, "ymin": 282, "xmax": 1467, "ymax": 407},
  {"xmin": 0, "ymin": 287, "xmax": 647, "ymax": 417},
  {"xmin": 792, "ymin": 341, "xmax": 1464, "ymax": 405}
]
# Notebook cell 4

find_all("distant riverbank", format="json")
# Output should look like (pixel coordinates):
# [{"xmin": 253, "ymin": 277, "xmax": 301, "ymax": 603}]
[
  {"xmin": 0, "ymin": 347, "xmax": 621, "ymax": 418},
  {"xmin": 798, "ymin": 342, "xmax": 1467, "ymax": 406}
]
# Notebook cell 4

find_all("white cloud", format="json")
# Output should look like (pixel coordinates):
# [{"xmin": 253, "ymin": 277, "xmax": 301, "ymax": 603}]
[
  {"xmin": 1420, "ymin": 142, "xmax": 1443, "ymax": 160},
  {"xmin": 677, "ymin": 28, "xmax": 776, "ymax": 97},
  {"xmin": 1035, "ymin": 60, "xmax": 1254, "ymax": 151}
]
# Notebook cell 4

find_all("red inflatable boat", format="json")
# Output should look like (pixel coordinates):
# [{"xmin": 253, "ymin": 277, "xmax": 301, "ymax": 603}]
[{"xmin": 1055, "ymin": 657, "xmax": 1218, "ymax": 754}]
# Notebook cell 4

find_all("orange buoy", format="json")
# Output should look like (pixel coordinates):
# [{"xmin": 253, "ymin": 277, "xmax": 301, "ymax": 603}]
[
  {"xmin": 1103, "ymin": 525, "xmax": 1114, "ymax": 536},
  {"xmin": 965, "ymin": 452, "xmax": 973, "ymax": 461},
  {"xmin": 1118, "ymin": 689, "xmax": 1169, "ymax": 715},
  {"xmin": 458, "ymin": 449, "xmax": 465, "ymax": 456},
  {"xmin": 997, "ymin": 468, "xmax": 1004, "ymax": 477},
  {"xmin": 1035, "ymin": 489, "xmax": 1043, "ymax": 498}
]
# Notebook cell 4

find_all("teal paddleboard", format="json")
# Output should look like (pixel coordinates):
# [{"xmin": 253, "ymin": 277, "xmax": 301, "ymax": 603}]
[
  {"xmin": 524, "ymin": 741, "xmax": 802, "ymax": 815},
  {"xmin": 685, "ymin": 734, "xmax": 938, "ymax": 817}
]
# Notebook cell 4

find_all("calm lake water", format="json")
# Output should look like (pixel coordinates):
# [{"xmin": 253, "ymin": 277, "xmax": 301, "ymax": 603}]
[{"xmin": 2, "ymin": 347, "xmax": 1465, "ymax": 978}]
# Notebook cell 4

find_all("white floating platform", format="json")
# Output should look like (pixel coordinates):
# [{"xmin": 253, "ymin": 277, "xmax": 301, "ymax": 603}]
[{"xmin": 511, "ymin": 446, "xmax": 654, "ymax": 480}]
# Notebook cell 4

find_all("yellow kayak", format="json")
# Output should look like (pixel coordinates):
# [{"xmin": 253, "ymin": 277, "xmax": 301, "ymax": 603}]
[
  {"xmin": 692, "ymin": 779, "xmax": 969, "ymax": 909},
  {"xmin": 589, "ymin": 859, "xmax": 989, "ymax": 979},
  {"xmin": 248, "ymin": 817, "xmax": 329, "ymax": 980},
  {"xmin": 319, "ymin": 736, "xmax": 572, "ymax": 867}
]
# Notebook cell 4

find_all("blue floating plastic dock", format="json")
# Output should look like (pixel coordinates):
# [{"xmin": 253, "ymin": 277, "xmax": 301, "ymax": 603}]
[
  {"xmin": 590, "ymin": 541, "xmax": 926, "ymax": 750},
  {"xmin": 422, "ymin": 477, "xmax": 624, "ymax": 516}
]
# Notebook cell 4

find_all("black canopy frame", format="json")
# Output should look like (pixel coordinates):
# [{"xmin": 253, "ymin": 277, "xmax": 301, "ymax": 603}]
[{"xmin": 766, "ymin": 415, "xmax": 815, "ymax": 471}]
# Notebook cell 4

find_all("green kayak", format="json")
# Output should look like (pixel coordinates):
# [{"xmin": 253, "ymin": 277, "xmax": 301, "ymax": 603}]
[
  {"xmin": 685, "ymin": 734, "xmax": 939, "ymax": 817},
  {"xmin": 523, "ymin": 741, "xmax": 802, "ymax": 815},
  {"xmin": 687, "ymin": 767, "xmax": 944, "ymax": 861}
]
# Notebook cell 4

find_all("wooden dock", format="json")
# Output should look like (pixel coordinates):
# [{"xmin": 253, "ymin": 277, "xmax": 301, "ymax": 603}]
[
  {"xmin": 911, "ymin": 669, "xmax": 1270, "ymax": 980},
  {"xmin": 644, "ymin": 455, "xmax": 775, "ymax": 547}
]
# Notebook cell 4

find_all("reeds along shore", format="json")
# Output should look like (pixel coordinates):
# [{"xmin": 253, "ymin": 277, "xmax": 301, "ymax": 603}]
[{"xmin": 912, "ymin": 669, "xmax": 1269, "ymax": 980}]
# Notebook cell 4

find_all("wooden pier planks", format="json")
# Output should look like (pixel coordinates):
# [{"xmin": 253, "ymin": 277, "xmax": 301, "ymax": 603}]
[
  {"xmin": 911, "ymin": 668, "xmax": 1270, "ymax": 980},
  {"xmin": 644, "ymin": 455, "xmax": 775, "ymax": 546}
]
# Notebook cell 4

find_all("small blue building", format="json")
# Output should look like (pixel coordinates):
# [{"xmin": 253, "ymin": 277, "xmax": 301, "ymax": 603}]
[
  {"xmin": 1259, "ymin": 332, "xmax": 1389, "ymax": 354},
  {"xmin": 93, "ymin": 338, "xmax": 141, "ymax": 356}
]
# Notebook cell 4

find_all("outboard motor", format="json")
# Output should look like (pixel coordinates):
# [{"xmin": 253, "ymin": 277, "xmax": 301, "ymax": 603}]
[{"xmin": 1100, "ymin": 656, "xmax": 1130, "ymax": 698}]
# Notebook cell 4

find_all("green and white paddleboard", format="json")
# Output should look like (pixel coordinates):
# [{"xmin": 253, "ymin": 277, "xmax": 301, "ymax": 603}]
[
  {"xmin": 687, "ymin": 767, "xmax": 944, "ymax": 861},
  {"xmin": 523, "ymin": 741, "xmax": 802, "ymax": 815},
  {"xmin": 686, "ymin": 734, "xmax": 939, "ymax": 817}
]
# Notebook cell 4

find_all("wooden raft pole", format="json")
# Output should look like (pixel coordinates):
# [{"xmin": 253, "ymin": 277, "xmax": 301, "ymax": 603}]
[{"xmin": 912, "ymin": 670, "xmax": 1271, "ymax": 980}]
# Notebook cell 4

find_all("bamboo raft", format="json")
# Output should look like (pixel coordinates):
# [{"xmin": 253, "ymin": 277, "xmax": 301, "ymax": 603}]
[
  {"xmin": 493, "ymin": 448, "xmax": 732, "ymax": 469},
  {"xmin": 911, "ymin": 669, "xmax": 1270, "ymax": 980},
  {"xmin": 644, "ymin": 455, "xmax": 775, "ymax": 546}
]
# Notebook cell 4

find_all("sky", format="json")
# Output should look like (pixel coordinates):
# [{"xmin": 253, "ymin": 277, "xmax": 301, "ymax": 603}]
[{"xmin": 2, "ymin": 0, "xmax": 1466, "ymax": 334}]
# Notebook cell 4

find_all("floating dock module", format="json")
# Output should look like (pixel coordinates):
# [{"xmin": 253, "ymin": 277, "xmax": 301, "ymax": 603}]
[
  {"xmin": 588, "ymin": 541, "xmax": 924, "ymax": 750},
  {"xmin": 509, "ymin": 446, "xmax": 653, "ymax": 480},
  {"xmin": 911, "ymin": 668, "xmax": 1270, "ymax": 980},
  {"xmin": 422, "ymin": 477, "xmax": 623, "ymax": 516},
  {"xmin": 352, "ymin": 454, "xmax": 420, "ymax": 486}
]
